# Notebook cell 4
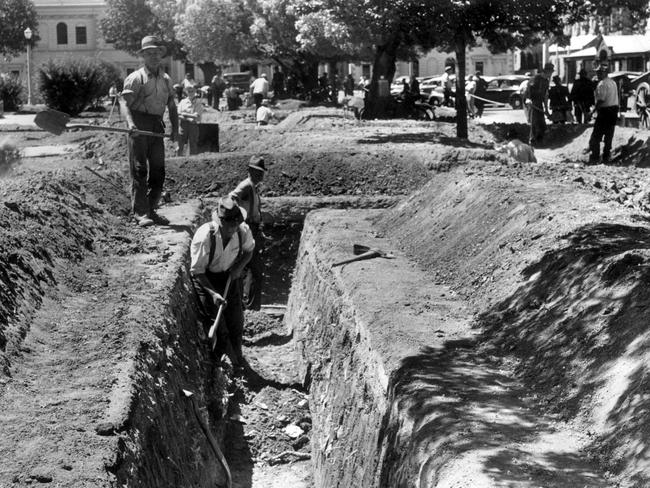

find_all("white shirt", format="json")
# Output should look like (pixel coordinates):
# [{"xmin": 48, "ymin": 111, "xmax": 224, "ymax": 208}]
[
  {"xmin": 190, "ymin": 221, "xmax": 255, "ymax": 275},
  {"xmin": 256, "ymin": 106, "xmax": 274, "ymax": 123},
  {"xmin": 250, "ymin": 77, "xmax": 269, "ymax": 96},
  {"xmin": 178, "ymin": 96, "xmax": 204, "ymax": 123},
  {"xmin": 595, "ymin": 77, "xmax": 618, "ymax": 108}
]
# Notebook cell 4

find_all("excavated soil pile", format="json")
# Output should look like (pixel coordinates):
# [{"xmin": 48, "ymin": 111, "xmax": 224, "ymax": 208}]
[{"xmin": 1, "ymin": 105, "xmax": 650, "ymax": 487}]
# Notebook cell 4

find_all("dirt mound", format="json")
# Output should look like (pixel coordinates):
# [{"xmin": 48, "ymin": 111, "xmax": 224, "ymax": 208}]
[
  {"xmin": 0, "ymin": 175, "xmax": 127, "ymax": 377},
  {"xmin": 375, "ymin": 168, "xmax": 650, "ymax": 486}
]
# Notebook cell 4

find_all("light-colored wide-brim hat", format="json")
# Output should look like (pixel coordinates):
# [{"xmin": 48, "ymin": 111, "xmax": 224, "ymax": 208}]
[
  {"xmin": 138, "ymin": 35, "xmax": 167, "ymax": 57},
  {"xmin": 212, "ymin": 196, "xmax": 246, "ymax": 223}
]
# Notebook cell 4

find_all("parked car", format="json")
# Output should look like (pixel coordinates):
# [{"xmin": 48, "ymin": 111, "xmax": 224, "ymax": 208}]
[
  {"xmin": 223, "ymin": 71, "xmax": 253, "ymax": 92},
  {"xmin": 419, "ymin": 74, "xmax": 456, "ymax": 106},
  {"xmin": 482, "ymin": 75, "xmax": 529, "ymax": 109}
]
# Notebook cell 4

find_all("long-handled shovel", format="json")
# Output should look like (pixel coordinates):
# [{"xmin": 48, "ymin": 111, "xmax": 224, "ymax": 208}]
[
  {"xmin": 182, "ymin": 389, "xmax": 232, "ymax": 488},
  {"xmin": 208, "ymin": 274, "xmax": 232, "ymax": 351},
  {"xmin": 331, "ymin": 243, "xmax": 395, "ymax": 268},
  {"xmin": 468, "ymin": 93, "xmax": 509, "ymax": 108},
  {"xmin": 34, "ymin": 108, "xmax": 167, "ymax": 137}
]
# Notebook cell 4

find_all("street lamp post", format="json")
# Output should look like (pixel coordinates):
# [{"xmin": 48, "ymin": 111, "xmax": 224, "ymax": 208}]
[{"xmin": 24, "ymin": 27, "xmax": 32, "ymax": 106}]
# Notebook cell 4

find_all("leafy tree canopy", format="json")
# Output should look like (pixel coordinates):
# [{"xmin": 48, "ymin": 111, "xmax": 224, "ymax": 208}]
[
  {"xmin": 0, "ymin": 0, "xmax": 39, "ymax": 59},
  {"xmin": 99, "ymin": 0, "xmax": 185, "ymax": 59}
]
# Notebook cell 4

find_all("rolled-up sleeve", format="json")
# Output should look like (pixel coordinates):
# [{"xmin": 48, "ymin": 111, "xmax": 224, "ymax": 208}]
[
  {"xmin": 121, "ymin": 70, "xmax": 141, "ymax": 98},
  {"xmin": 240, "ymin": 224, "xmax": 256, "ymax": 253},
  {"xmin": 190, "ymin": 224, "xmax": 211, "ymax": 275}
]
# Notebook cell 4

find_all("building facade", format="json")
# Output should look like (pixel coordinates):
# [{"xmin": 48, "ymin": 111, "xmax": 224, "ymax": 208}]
[{"xmin": 0, "ymin": 0, "xmax": 186, "ymax": 103}]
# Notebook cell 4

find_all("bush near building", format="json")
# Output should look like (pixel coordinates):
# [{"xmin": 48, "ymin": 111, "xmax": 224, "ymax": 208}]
[
  {"xmin": 38, "ymin": 58, "xmax": 121, "ymax": 115},
  {"xmin": 0, "ymin": 73, "xmax": 24, "ymax": 111}
]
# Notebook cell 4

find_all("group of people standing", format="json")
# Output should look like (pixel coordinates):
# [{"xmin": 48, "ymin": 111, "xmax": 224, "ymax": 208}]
[
  {"xmin": 522, "ymin": 61, "xmax": 619, "ymax": 164},
  {"xmin": 120, "ymin": 36, "xmax": 268, "ymax": 371}
]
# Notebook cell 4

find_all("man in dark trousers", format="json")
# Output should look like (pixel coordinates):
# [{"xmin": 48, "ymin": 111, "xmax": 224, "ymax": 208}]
[
  {"xmin": 589, "ymin": 63, "xmax": 619, "ymax": 164},
  {"xmin": 229, "ymin": 156, "xmax": 267, "ymax": 311},
  {"xmin": 120, "ymin": 35, "xmax": 178, "ymax": 227},
  {"xmin": 190, "ymin": 197, "xmax": 255, "ymax": 368},
  {"xmin": 525, "ymin": 62, "xmax": 553, "ymax": 146},
  {"xmin": 570, "ymin": 69, "xmax": 595, "ymax": 124}
]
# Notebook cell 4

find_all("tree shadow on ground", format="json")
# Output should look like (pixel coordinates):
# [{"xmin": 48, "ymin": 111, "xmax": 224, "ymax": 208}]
[
  {"xmin": 357, "ymin": 131, "xmax": 490, "ymax": 148},
  {"xmin": 481, "ymin": 122, "xmax": 591, "ymax": 150},
  {"xmin": 379, "ymin": 342, "xmax": 609, "ymax": 487},
  {"xmin": 477, "ymin": 222, "xmax": 650, "ymax": 482}
]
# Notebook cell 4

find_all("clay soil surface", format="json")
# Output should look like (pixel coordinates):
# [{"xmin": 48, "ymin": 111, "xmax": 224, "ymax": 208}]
[{"xmin": 1, "ymin": 102, "xmax": 650, "ymax": 487}]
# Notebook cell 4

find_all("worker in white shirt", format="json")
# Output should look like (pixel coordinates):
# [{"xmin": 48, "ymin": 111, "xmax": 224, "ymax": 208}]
[
  {"xmin": 256, "ymin": 99, "xmax": 275, "ymax": 126},
  {"xmin": 588, "ymin": 63, "xmax": 619, "ymax": 164}
]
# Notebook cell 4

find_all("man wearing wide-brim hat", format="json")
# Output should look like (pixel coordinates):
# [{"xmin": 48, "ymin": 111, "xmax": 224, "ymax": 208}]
[
  {"xmin": 229, "ymin": 156, "xmax": 268, "ymax": 310},
  {"xmin": 120, "ymin": 35, "xmax": 179, "ymax": 227},
  {"xmin": 190, "ymin": 196, "xmax": 255, "ymax": 368},
  {"xmin": 588, "ymin": 62, "xmax": 619, "ymax": 164}
]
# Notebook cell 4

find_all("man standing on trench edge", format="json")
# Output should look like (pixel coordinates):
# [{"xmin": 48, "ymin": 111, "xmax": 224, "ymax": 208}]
[
  {"xmin": 229, "ymin": 156, "xmax": 267, "ymax": 311},
  {"xmin": 190, "ymin": 197, "xmax": 255, "ymax": 370},
  {"xmin": 120, "ymin": 35, "xmax": 178, "ymax": 227},
  {"xmin": 589, "ymin": 63, "xmax": 619, "ymax": 165},
  {"xmin": 525, "ymin": 62, "xmax": 553, "ymax": 147}
]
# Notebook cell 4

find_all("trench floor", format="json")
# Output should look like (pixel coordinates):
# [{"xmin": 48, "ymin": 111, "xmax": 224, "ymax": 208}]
[{"xmin": 226, "ymin": 310, "xmax": 312, "ymax": 487}]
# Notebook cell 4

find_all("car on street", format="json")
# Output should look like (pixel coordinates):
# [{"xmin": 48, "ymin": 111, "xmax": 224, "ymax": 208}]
[
  {"xmin": 419, "ymin": 74, "xmax": 456, "ymax": 106},
  {"xmin": 481, "ymin": 74, "xmax": 529, "ymax": 109}
]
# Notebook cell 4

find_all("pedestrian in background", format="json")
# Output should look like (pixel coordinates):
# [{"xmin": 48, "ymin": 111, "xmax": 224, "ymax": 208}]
[
  {"xmin": 549, "ymin": 75, "xmax": 572, "ymax": 124},
  {"xmin": 518, "ymin": 72, "xmax": 533, "ymax": 123},
  {"xmin": 525, "ymin": 63, "xmax": 553, "ymax": 146},
  {"xmin": 255, "ymin": 99, "xmax": 275, "ymax": 126},
  {"xmin": 570, "ymin": 69, "xmax": 595, "ymax": 124},
  {"xmin": 442, "ymin": 66, "xmax": 455, "ymax": 107},
  {"xmin": 210, "ymin": 72, "xmax": 226, "ymax": 110},
  {"xmin": 589, "ymin": 63, "xmax": 619, "ymax": 164},
  {"xmin": 271, "ymin": 67, "xmax": 285, "ymax": 98},
  {"xmin": 120, "ymin": 35, "xmax": 178, "ymax": 227},
  {"xmin": 177, "ymin": 84, "xmax": 204, "ymax": 156},
  {"xmin": 466, "ymin": 75, "xmax": 477, "ymax": 118},
  {"xmin": 344, "ymin": 74, "xmax": 355, "ymax": 96},
  {"xmin": 250, "ymin": 73, "xmax": 269, "ymax": 109},
  {"xmin": 474, "ymin": 71, "xmax": 488, "ymax": 117}
]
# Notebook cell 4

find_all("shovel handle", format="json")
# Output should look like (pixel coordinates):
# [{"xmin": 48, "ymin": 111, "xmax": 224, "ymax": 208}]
[
  {"xmin": 208, "ymin": 274, "xmax": 232, "ymax": 350},
  {"xmin": 66, "ymin": 124, "xmax": 167, "ymax": 138}
]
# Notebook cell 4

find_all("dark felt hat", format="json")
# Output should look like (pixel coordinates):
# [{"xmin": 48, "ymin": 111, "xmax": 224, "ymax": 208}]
[
  {"xmin": 543, "ymin": 62, "xmax": 554, "ymax": 72},
  {"xmin": 138, "ymin": 36, "xmax": 167, "ymax": 57},
  {"xmin": 248, "ymin": 156, "xmax": 267, "ymax": 173}
]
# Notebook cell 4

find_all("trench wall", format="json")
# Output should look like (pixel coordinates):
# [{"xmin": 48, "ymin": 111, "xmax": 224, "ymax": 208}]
[
  {"xmin": 287, "ymin": 172, "xmax": 650, "ymax": 487},
  {"xmin": 105, "ymin": 204, "xmax": 230, "ymax": 487}
]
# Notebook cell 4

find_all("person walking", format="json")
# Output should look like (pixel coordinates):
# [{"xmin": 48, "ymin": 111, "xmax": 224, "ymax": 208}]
[
  {"xmin": 229, "ymin": 156, "xmax": 267, "ymax": 311},
  {"xmin": 474, "ymin": 71, "xmax": 488, "ymax": 117},
  {"xmin": 250, "ymin": 73, "xmax": 269, "ymax": 109},
  {"xmin": 466, "ymin": 75, "xmax": 477, "ymax": 118},
  {"xmin": 177, "ymin": 84, "xmax": 204, "ymax": 156},
  {"xmin": 589, "ymin": 63, "xmax": 619, "ymax": 164},
  {"xmin": 442, "ymin": 66, "xmax": 455, "ymax": 107},
  {"xmin": 190, "ymin": 197, "xmax": 255, "ymax": 368},
  {"xmin": 570, "ymin": 69, "xmax": 595, "ymax": 124},
  {"xmin": 518, "ymin": 72, "xmax": 533, "ymax": 123},
  {"xmin": 344, "ymin": 74, "xmax": 355, "ymax": 96},
  {"xmin": 120, "ymin": 35, "xmax": 178, "ymax": 227},
  {"xmin": 548, "ymin": 75, "xmax": 571, "ymax": 124},
  {"xmin": 210, "ymin": 72, "xmax": 226, "ymax": 110},
  {"xmin": 525, "ymin": 63, "xmax": 553, "ymax": 146}
]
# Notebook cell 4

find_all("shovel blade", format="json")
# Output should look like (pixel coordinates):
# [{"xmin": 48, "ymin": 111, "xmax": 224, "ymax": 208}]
[{"xmin": 34, "ymin": 109, "xmax": 72, "ymax": 135}]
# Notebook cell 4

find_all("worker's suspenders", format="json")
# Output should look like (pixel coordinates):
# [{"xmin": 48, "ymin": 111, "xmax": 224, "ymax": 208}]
[{"xmin": 208, "ymin": 222, "xmax": 243, "ymax": 270}]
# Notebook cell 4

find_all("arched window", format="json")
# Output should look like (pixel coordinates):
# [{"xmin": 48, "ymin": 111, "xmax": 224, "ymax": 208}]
[{"xmin": 56, "ymin": 22, "xmax": 68, "ymax": 45}]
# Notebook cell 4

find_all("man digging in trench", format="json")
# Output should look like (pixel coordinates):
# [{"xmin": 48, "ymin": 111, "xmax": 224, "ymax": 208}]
[
  {"xmin": 190, "ymin": 197, "xmax": 255, "ymax": 370},
  {"xmin": 120, "ymin": 35, "xmax": 178, "ymax": 227}
]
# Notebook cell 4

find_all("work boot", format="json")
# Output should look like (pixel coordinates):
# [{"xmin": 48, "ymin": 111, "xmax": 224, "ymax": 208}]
[
  {"xmin": 134, "ymin": 213, "xmax": 154, "ymax": 227},
  {"xmin": 148, "ymin": 211, "xmax": 169, "ymax": 225}
]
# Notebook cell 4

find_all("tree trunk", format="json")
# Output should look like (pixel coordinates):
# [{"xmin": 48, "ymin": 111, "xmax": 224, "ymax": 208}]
[
  {"xmin": 366, "ymin": 39, "xmax": 399, "ymax": 117},
  {"xmin": 455, "ymin": 36, "xmax": 468, "ymax": 139},
  {"xmin": 198, "ymin": 62, "xmax": 217, "ymax": 85}
]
